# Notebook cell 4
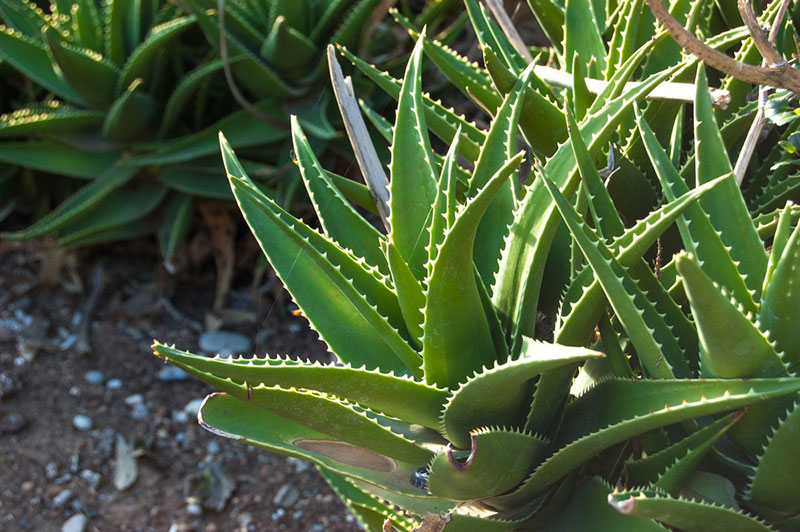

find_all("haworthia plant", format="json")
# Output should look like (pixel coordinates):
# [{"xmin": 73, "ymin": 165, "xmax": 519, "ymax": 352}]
[{"xmin": 153, "ymin": 2, "xmax": 800, "ymax": 526}]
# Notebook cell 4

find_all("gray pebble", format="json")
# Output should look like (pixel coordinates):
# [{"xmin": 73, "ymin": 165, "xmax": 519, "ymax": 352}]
[
  {"xmin": 186, "ymin": 503, "xmax": 202, "ymax": 516},
  {"xmin": 124, "ymin": 394, "xmax": 144, "ymax": 406},
  {"xmin": 273, "ymin": 484, "xmax": 300, "ymax": 507},
  {"xmin": 271, "ymin": 508, "xmax": 286, "ymax": 521},
  {"xmin": 157, "ymin": 366, "xmax": 189, "ymax": 381},
  {"xmin": 184, "ymin": 398, "xmax": 204, "ymax": 417},
  {"xmin": 84, "ymin": 371, "xmax": 104, "ymax": 384},
  {"xmin": 72, "ymin": 415, "xmax": 92, "ymax": 431},
  {"xmin": 130, "ymin": 403, "xmax": 148, "ymax": 420},
  {"xmin": 45, "ymin": 463, "xmax": 57, "ymax": 480},
  {"xmin": 199, "ymin": 330, "xmax": 250, "ymax": 358},
  {"xmin": 288, "ymin": 324, "xmax": 302, "ymax": 333},
  {"xmin": 206, "ymin": 441, "xmax": 220, "ymax": 454},
  {"xmin": 61, "ymin": 513, "xmax": 87, "ymax": 532},
  {"xmin": 52, "ymin": 489, "xmax": 72, "ymax": 507},
  {"xmin": 172, "ymin": 410, "xmax": 189, "ymax": 424},
  {"xmin": 79, "ymin": 470, "xmax": 101, "ymax": 489},
  {"xmin": 308, "ymin": 525, "xmax": 324, "ymax": 532},
  {"xmin": 105, "ymin": 379, "xmax": 122, "ymax": 390}
]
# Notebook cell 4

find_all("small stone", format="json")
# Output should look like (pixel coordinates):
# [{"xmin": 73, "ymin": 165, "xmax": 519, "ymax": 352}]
[
  {"xmin": 157, "ymin": 366, "xmax": 189, "ymax": 381},
  {"xmin": 105, "ymin": 379, "xmax": 122, "ymax": 390},
  {"xmin": 186, "ymin": 503, "xmax": 202, "ymax": 516},
  {"xmin": 184, "ymin": 399, "xmax": 204, "ymax": 417},
  {"xmin": 45, "ymin": 463, "xmax": 57, "ymax": 479},
  {"xmin": 199, "ymin": 331, "xmax": 250, "ymax": 358},
  {"xmin": 0, "ymin": 412, "xmax": 27, "ymax": 434},
  {"xmin": 0, "ymin": 373, "xmax": 19, "ymax": 398},
  {"xmin": 52, "ymin": 489, "xmax": 72, "ymax": 507},
  {"xmin": 172, "ymin": 410, "xmax": 189, "ymax": 424},
  {"xmin": 288, "ymin": 324, "xmax": 302, "ymax": 333},
  {"xmin": 272, "ymin": 484, "xmax": 300, "ymax": 507},
  {"xmin": 308, "ymin": 525, "xmax": 324, "ymax": 532},
  {"xmin": 124, "ymin": 394, "xmax": 144, "ymax": 406},
  {"xmin": 61, "ymin": 513, "xmax": 87, "ymax": 532},
  {"xmin": 21, "ymin": 481, "xmax": 34, "ymax": 493},
  {"xmin": 68, "ymin": 386, "xmax": 80, "ymax": 397},
  {"xmin": 130, "ymin": 403, "xmax": 148, "ymax": 420},
  {"xmin": 271, "ymin": 508, "xmax": 286, "ymax": 521},
  {"xmin": 114, "ymin": 434, "xmax": 137, "ymax": 491},
  {"xmin": 79, "ymin": 470, "xmax": 100, "ymax": 490},
  {"xmin": 72, "ymin": 415, "xmax": 92, "ymax": 431},
  {"xmin": 69, "ymin": 454, "xmax": 79, "ymax": 474},
  {"xmin": 206, "ymin": 441, "xmax": 220, "ymax": 455},
  {"xmin": 84, "ymin": 371, "xmax": 104, "ymax": 384}
]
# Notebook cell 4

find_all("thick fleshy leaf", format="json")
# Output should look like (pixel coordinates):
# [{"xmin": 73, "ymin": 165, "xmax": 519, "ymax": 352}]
[
  {"xmin": 421, "ymin": 153, "xmax": 524, "ymax": 388},
  {"xmin": 608, "ymin": 489, "xmax": 775, "ymax": 532},
  {"xmin": 441, "ymin": 338, "xmax": 604, "ymax": 448},
  {"xmin": 428, "ymin": 427, "xmax": 549, "ymax": 500},
  {"xmin": 153, "ymin": 343, "xmax": 446, "ymax": 430},
  {"xmin": 0, "ymin": 104, "xmax": 104, "ymax": 138},
  {"xmin": 0, "ymin": 141, "xmax": 119, "ymax": 179},
  {"xmin": 102, "ymin": 78, "xmax": 156, "ymax": 141},
  {"xmin": 388, "ymin": 34, "xmax": 438, "ymax": 281},
  {"xmin": 564, "ymin": 0, "xmax": 606, "ymax": 77}
]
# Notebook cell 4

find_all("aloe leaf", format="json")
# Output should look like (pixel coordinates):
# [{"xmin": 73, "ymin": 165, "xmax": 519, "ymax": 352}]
[
  {"xmin": 428, "ymin": 427, "xmax": 549, "ymax": 500},
  {"xmin": 635, "ymin": 106, "xmax": 759, "ymax": 315},
  {"xmin": 389, "ymin": 34, "xmax": 438, "ymax": 281},
  {"xmin": 157, "ymin": 193, "xmax": 193, "ymax": 266},
  {"xmin": 693, "ymin": 67, "xmax": 768, "ymax": 301},
  {"xmin": 197, "ymin": 362, "xmax": 435, "ymax": 464},
  {"xmin": 497, "ymin": 377, "xmax": 800, "ymax": 502},
  {"xmin": 541, "ymin": 173, "xmax": 688, "ymax": 379},
  {"xmin": 378, "ymin": 243, "xmax": 422, "ymax": 351},
  {"xmin": 318, "ymin": 468, "xmax": 417, "ymax": 532},
  {"xmin": 469, "ymin": 65, "xmax": 530, "ymax": 290},
  {"xmin": 422, "ymin": 153, "xmax": 524, "ymax": 389},
  {"xmin": 0, "ymin": 26, "xmax": 88, "ymax": 106},
  {"xmin": 0, "ymin": 141, "xmax": 119, "ymax": 179},
  {"xmin": 0, "ymin": 0, "xmax": 49, "ymax": 38},
  {"xmin": 118, "ymin": 15, "xmax": 196, "ymax": 92},
  {"xmin": 102, "ymin": 78, "xmax": 156, "ymax": 141},
  {"xmin": 3, "ymin": 163, "xmax": 138, "ymax": 240},
  {"xmin": 71, "ymin": 1, "xmax": 103, "ymax": 52},
  {"xmin": 493, "ymin": 61, "xmax": 676, "ymax": 357},
  {"xmin": 153, "ymin": 343, "xmax": 447, "ymax": 429},
  {"xmin": 564, "ymin": 0, "xmax": 606, "ymax": 77},
  {"xmin": 134, "ymin": 103, "xmax": 287, "ymax": 165},
  {"xmin": 441, "ymin": 338, "xmax": 604, "ymax": 448},
  {"xmin": 221, "ymin": 136, "xmax": 420, "ymax": 376},
  {"xmin": 525, "ymin": 0, "xmax": 564, "ymax": 55},
  {"xmin": 157, "ymin": 164, "xmax": 233, "ymax": 200},
  {"xmin": 535, "ymin": 477, "xmax": 667, "ymax": 531},
  {"xmin": 676, "ymin": 252, "xmax": 786, "ymax": 379},
  {"xmin": 44, "ymin": 25, "xmax": 119, "ymax": 109},
  {"xmin": 326, "ymin": 0, "xmax": 381, "ymax": 51},
  {"xmin": 428, "ymin": 128, "xmax": 461, "ymax": 269},
  {"xmin": 260, "ymin": 15, "xmax": 315, "ymax": 78},
  {"xmin": 570, "ymin": 56, "xmax": 593, "ymax": 120},
  {"xmin": 626, "ymin": 411, "xmax": 743, "ymax": 488},
  {"xmin": 759, "ymin": 221, "xmax": 800, "ymax": 373},
  {"xmin": 0, "ymin": 105, "xmax": 104, "ymax": 138},
  {"xmin": 338, "ymin": 45, "xmax": 485, "ymax": 162},
  {"xmin": 608, "ymin": 489, "xmax": 775, "ymax": 531},
  {"xmin": 309, "ymin": 0, "xmax": 349, "ymax": 44},
  {"xmin": 291, "ymin": 117, "xmax": 388, "ymax": 275},
  {"xmin": 464, "ymin": 0, "xmax": 525, "ymax": 74},
  {"xmin": 393, "ymin": 9, "xmax": 501, "ymax": 113},
  {"xmin": 327, "ymin": 171, "xmax": 378, "ymax": 215},
  {"xmin": 748, "ymin": 399, "xmax": 800, "ymax": 516},
  {"xmin": 104, "ymin": 0, "xmax": 132, "ymax": 66},
  {"xmin": 198, "ymin": 393, "xmax": 434, "ymax": 496}
]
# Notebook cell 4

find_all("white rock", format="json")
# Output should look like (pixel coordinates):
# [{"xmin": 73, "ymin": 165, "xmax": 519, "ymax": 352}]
[
  {"xmin": 61, "ymin": 513, "xmax": 87, "ymax": 532},
  {"xmin": 184, "ymin": 398, "xmax": 204, "ymax": 417},
  {"xmin": 72, "ymin": 415, "xmax": 92, "ymax": 431},
  {"xmin": 199, "ymin": 330, "xmax": 250, "ymax": 358}
]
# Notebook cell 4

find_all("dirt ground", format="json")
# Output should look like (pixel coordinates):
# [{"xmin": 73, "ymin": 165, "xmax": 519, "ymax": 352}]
[{"xmin": 0, "ymin": 239, "xmax": 356, "ymax": 532}]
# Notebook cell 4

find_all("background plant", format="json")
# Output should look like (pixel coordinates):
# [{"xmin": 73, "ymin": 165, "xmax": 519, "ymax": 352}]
[{"xmin": 153, "ymin": 0, "xmax": 800, "ymax": 526}]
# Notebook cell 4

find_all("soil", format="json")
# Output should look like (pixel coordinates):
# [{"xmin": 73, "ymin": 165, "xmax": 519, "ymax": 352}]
[{"xmin": 0, "ymin": 239, "xmax": 356, "ymax": 532}]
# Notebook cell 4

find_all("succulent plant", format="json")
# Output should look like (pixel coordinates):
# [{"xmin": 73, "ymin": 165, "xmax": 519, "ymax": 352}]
[{"xmin": 152, "ymin": 4, "xmax": 800, "ymax": 522}]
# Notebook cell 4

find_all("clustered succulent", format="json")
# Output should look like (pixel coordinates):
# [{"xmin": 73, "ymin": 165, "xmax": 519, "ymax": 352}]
[
  {"xmin": 152, "ymin": 0, "xmax": 800, "ymax": 529},
  {"xmin": 0, "ymin": 0, "xmax": 450, "ymax": 262}
]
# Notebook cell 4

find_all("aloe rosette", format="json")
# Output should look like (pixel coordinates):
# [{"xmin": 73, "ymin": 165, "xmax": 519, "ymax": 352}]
[{"xmin": 151, "ymin": 12, "xmax": 800, "ymax": 525}]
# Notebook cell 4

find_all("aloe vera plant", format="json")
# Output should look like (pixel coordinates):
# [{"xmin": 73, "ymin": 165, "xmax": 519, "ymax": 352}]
[{"xmin": 151, "ymin": 5, "xmax": 800, "ymax": 522}]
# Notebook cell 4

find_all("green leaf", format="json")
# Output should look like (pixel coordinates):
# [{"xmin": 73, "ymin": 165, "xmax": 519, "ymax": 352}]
[
  {"xmin": 525, "ymin": 0, "xmax": 565, "ymax": 55},
  {"xmin": 564, "ymin": 0, "xmax": 606, "ymax": 77},
  {"xmin": 157, "ymin": 164, "xmax": 233, "ymax": 199},
  {"xmin": 153, "ymin": 343, "xmax": 447, "ymax": 430},
  {"xmin": 608, "ymin": 489, "xmax": 776, "ymax": 531},
  {"xmin": 221, "ymin": 135, "xmax": 420, "ymax": 376},
  {"xmin": 3, "ymin": 163, "xmax": 138, "ymax": 240},
  {"xmin": 748, "ymin": 399, "xmax": 800, "ymax": 516},
  {"xmin": 0, "ymin": 141, "xmax": 119, "ymax": 179},
  {"xmin": 759, "ymin": 221, "xmax": 800, "ymax": 373},
  {"xmin": 495, "ymin": 377, "xmax": 800, "ymax": 503},
  {"xmin": 676, "ymin": 252, "xmax": 786, "ymax": 379},
  {"xmin": 102, "ymin": 78, "xmax": 156, "ymax": 141},
  {"xmin": 464, "ymin": 0, "xmax": 525, "ymax": 73},
  {"xmin": 0, "ymin": 104, "xmax": 104, "ymax": 138},
  {"xmin": 260, "ymin": 15, "xmax": 315, "ymax": 78},
  {"xmin": 441, "ymin": 338, "xmax": 604, "ymax": 448},
  {"xmin": 0, "ymin": 26, "xmax": 88, "ymax": 106},
  {"xmin": 157, "ymin": 193, "xmax": 194, "ymax": 266},
  {"xmin": 421, "ymin": 153, "xmax": 524, "ymax": 389},
  {"xmin": 44, "ymin": 25, "xmax": 119, "ymax": 108},
  {"xmin": 693, "ymin": 67, "xmax": 768, "ymax": 301},
  {"xmin": 292, "ymin": 117, "xmax": 388, "ymax": 275},
  {"xmin": 388, "ymin": 34, "xmax": 438, "ymax": 281},
  {"xmin": 384, "ymin": 240, "xmax": 425, "ymax": 348},
  {"xmin": 198, "ymin": 393, "xmax": 434, "ymax": 496},
  {"xmin": 428, "ymin": 427, "xmax": 549, "ymax": 500}
]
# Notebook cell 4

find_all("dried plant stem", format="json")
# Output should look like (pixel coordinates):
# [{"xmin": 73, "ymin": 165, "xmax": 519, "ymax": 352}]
[
  {"xmin": 327, "ymin": 45, "xmax": 391, "ymax": 230},
  {"xmin": 733, "ymin": 0, "xmax": 793, "ymax": 185},
  {"xmin": 483, "ymin": 0, "xmax": 534, "ymax": 62},
  {"xmin": 646, "ymin": 0, "xmax": 800, "ymax": 94}
]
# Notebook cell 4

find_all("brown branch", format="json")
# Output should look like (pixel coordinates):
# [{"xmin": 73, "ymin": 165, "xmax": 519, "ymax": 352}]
[{"xmin": 646, "ymin": 0, "xmax": 800, "ymax": 95}]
